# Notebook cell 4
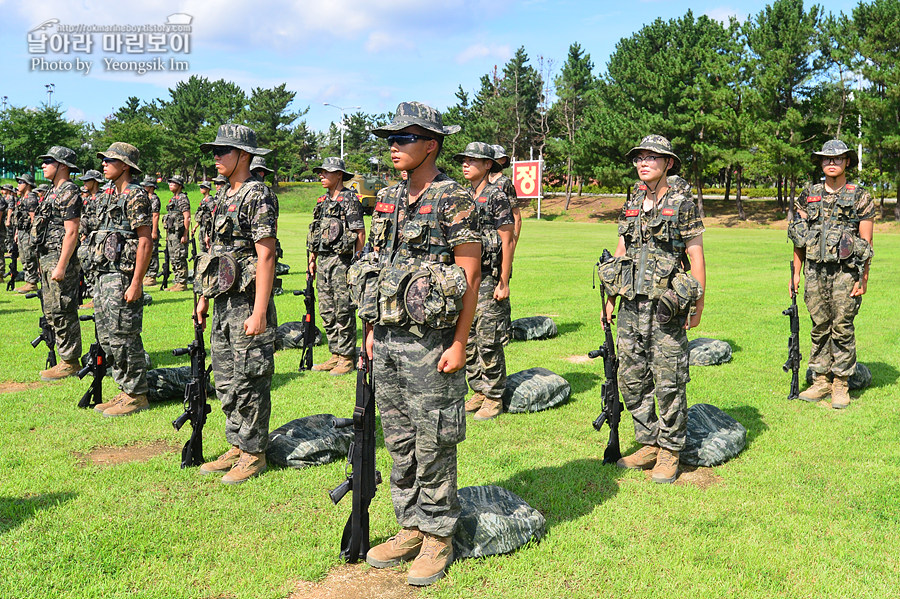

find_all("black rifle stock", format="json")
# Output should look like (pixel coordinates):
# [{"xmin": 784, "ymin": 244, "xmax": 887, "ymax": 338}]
[
  {"xmin": 783, "ymin": 261, "xmax": 802, "ymax": 400},
  {"xmin": 329, "ymin": 353, "xmax": 382, "ymax": 562},
  {"xmin": 293, "ymin": 264, "xmax": 316, "ymax": 372},
  {"xmin": 26, "ymin": 291, "xmax": 57, "ymax": 369},
  {"xmin": 171, "ymin": 291, "xmax": 212, "ymax": 468},
  {"xmin": 589, "ymin": 249, "xmax": 622, "ymax": 465},
  {"xmin": 6, "ymin": 242, "xmax": 18, "ymax": 291},
  {"xmin": 160, "ymin": 244, "xmax": 170, "ymax": 290},
  {"xmin": 77, "ymin": 314, "xmax": 107, "ymax": 409}
]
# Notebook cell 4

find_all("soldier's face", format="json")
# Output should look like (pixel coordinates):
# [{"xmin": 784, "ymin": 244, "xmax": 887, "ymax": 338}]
[
  {"xmin": 102, "ymin": 158, "xmax": 125, "ymax": 181},
  {"xmin": 17, "ymin": 182, "xmax": 26, "ymax": 194},
  {"xmin": 821, "ymin": 156, "xmax": 847, "ymax": 178},
  {"xmin": 41, "ymin": 159, "xmax": 58, "ymax": 180},
  {"xmin": 168, "ymin": 182, "xmax": 180, "ymax": 193},
  {"xmin": 634, "ymin": 151, "xmax": 669, "ymax": 183},
  {"xmin": 461, "ymin": 158, "xmax": 491, "ymax": 183},
  {"xmin": 389, "ymin": 126, "xmax": 437, "ymax": 171},
  {"xmin": 319, "ymin": 171, "xmax": 342, "ymax": 189}
]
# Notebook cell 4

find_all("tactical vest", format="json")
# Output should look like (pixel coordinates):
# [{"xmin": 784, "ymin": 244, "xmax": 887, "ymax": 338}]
[
  {"xmin": 164, "ymin": 193, "xmax": 188, "ymax": 233},
  {"xmin": 618, "ymin": 181, "xmax": 689, "ymax": 299},
  {"xmin": 473, "ymin": 184, "xmax": 504, "ymax": 279},
  {"xmin": 371, "ymin": 179, "xmax": 454, "ymax": 267},
  {"xmin": 92, "ymin": 184, "xmax": 141, "ymax": 274},
  {"xmin": 307, "ymin": 189, "xmax": 359, "ymax": 256},
  {"xmin": 32, "ymin": 180, "xmax": 78, "ymax": 253},
  {"xmin": 15, "ymin": 192, "xmax": 38, "ymax": 231},
  {"xmin": 793, "ymin": 183, "xmax": 871, "ymax": 266}
]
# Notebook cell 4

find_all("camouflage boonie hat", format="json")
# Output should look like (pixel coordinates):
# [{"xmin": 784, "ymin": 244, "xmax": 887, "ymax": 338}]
[
  {"xmin": 97, "ymin": 142, "xmax": 142, "ymax": 173},
  {"xmin": 78, "ymin": 169, "xmax": 103, "ymax": 182},
  {"xmin": 454, "ymin": 142, "xmax": 501, "ymax": 169},
  {"xmin": 16, "ymin": 173, "xmax": 36, "ymax": 187},
  {"xmin": 200, "ymin": 124, "xmax": 271, "ymax": 156},
  {"xmin": 36, "ymin": 184, "xmax": 50, "ymax": 194},
  {"xmin": 1, "ymin": 184, "xmax": 14, "ymax": 192},
  {"xmin": 371, "ymin": 101, "xmax": 461, "ymax": 138},
  {"xmin": 312, "ymin": 157, "xmax": 354, "ymax": 180},
  {"xmin": 199, "ymin": 180, "xmax": 212, "ymax": 190},
  {"xmin": 168, "ymin": 175, "xmax": 185, "ymax": 186},
  {"xmin": 38, "ymin": 145, "xmax": 79, "ymax": 170},
  {"xmin": 140, "ymin": 176, "xmax": 158, "ymax": 188},
  {"xmin": 626, "ymin": 134, "xmax": 681, "ymax": 175},
  {"xmin": 250, "ymin": 156, "xmax": 274, "ymax": 175},
  {"xmin": 213, "ymin": 174, "xmax": 228, "ymax": 185},
  {"xmin": 491, "ymin": 144, "xmax": 510, "ymax": 170},
  {"xmin": 812, "ymin": 139, "xmax": 858, "ymax": 169}
]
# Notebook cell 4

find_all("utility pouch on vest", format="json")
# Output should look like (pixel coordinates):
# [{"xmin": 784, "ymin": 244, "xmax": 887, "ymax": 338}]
[
  {"xmin": 823, "ymin": 227, "xmax": 843, "ymax": 263},
  {"xmin": 649, "ymin": 253, "xmax": 678, "ymax": 300},
  {"xmin": 404, "ymin": 263, "xmax": 468, "ymax": 329},
  {"xmin": 103, "ymin": 232, "xmax": 124, "ymax": 263},
  {"xmin": 31, "ymin": 214, "xmax": 48, "ymax": 246},
  {"xmin": 851, "ymin": 236, "xmax": 873, "ymax": 265},
  {"xmin": 196, "ymin": 252, "xmax": 239, "ymax": 297},
  {"xmin": 598, "ymin": 255, "xmax": 634, "ymax": 300},
  {"xmin": 481, "ymin": 230, "xmax": 502, "ymax": 278},
  {"xmin": 787, "ymin": 217, "xmax": 809, "ymax": 248},
  {"xmin": 347, "ymin": 253, "xmax": 381, "ymax": 323},
  {"xmin": 378, "ymin": 265, "xmax": 414, "ymax": 326}
]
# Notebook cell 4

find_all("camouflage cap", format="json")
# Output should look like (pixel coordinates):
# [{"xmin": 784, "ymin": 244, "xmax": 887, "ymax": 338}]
[
  {"xmin": 250, "ymin": 156, "xmax": 274, "ymax": 175},
  {"xmin": 36, "ymin": 184, "xmax": 50, "ymax": 193},
  {"xmin": 213, "ymin": 174, "xmax": 228, "ymax": 185},
  {"xmin": 199, "ymin": 180, "xmax": 212, "ymax": 189},
  {"xmin": 168, "ymin": 175, "xmax": 185, "ymax": 186},
  {"xmin": 200, "ymin": 124, "xmax": 271, "ymax": 156},
  {"xmin": 453, "ymin": 142, "xmax": 501, "ymax": 169},
  {"xmin": 78, "ymin": 169, "xmax": 104, "ymax": 182},
  {"xmin": 1, "ymin": 184, "xmax": 14, "ymax": 192},
  {"xmin": 371, "ymin": 101, "xmax": 461, "ymax": 138},
  {"xmin": 15, "ymin": 173, "xmax": 35, "ymax": 187},
  {"xmin": 140, "ymin": 176, "xmax": 158, "ymax": 189},
  {"xmin": 625, "ymin": 134, "xmax": 681, "ymax": 175},
  {"xmin": 312, "ymin": 157, "xmax": 354, "ymax": 180},
  {"xmin": 812, "ymin": 139, "xmax": 858, "ymax": 169},
  {"xmin": 38, "ymin": 145, "xmax": 79, "ymax": 170},
  {"xmin": 491, "ymin": 144, "xmax": 510, "ymax": 170},
  {"xmin": 97, "ymin": 142, "xmax": 142, "ymax": 173}
]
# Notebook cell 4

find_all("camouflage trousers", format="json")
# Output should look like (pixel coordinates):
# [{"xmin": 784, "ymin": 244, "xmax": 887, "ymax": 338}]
[
  {"xmin": 147, "ymin": 235, "xmax": 160, "ymax": 278},
  {"xmin": 211, "ymin": 291, "xmax": 277, "ymax": 454},
  {"xmin": 18, "ymin": 231, "xmax": 39, "ymax": 284},
  {"xmin": 166, "ymin": 234, "xmax": 188, "ymax": 285},
  {"xmin": 804, "ymin": 262, "xmax": 862, "ymax": 378},
  {"xmin": 95, "ymin": 272, "xmax": 149, "ymax": 395},
  {"xmin": 316, "ymin": 253, "xmax": 357, "ymax": 356},
  {"xmin": 0, "ymin": 223, "xmax": 5, "ymax": 277},
  {"xmin": 374, "ymin": 324, "xmax": 467, "ymax": 538},
  {"xmin": 465, "ymin": 275, "xmax": 511, "ymax": 401},
  {"xmin": 37, "ymin": 253, "xmax": 82, "ymax": 362},
  {"xmin": 76, "ymin": 244, "xmax": 97, "ymax": 299},
  {"xmin": 616, "ymin": 296, "xmax": 690, "ymax": 452}
]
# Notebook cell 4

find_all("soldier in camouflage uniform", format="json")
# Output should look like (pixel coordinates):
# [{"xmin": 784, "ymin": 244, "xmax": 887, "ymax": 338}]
[
  {"xmin": 32, "ymin": 146, "xmax": 83, "ymax": 380},
  {"xmin": 489, "ymin": 145, "xmax": 522, "ymax": 248},
  {"xmin": 164, "ymin": 175, "xmax": 191, "ymax": 291},
  {"xmin": 195, "ymin": 124, "xmax": 279, "ymax": 485},
  {"xmin": 3, "ymin": 185, "xmax": 15, "ymax": 263},
  {"xmin": 88, "ymin": 142, "xmax": 153, "ymax": 417},
  {"xmin": 250, "ymin": 156, "xmax": 286, "ymax": 297},
  {"xmin": 455, "ymin": 143, "xmax": 515, "ymax": 421},
  {"xmin": 14, "ymin": 173, "xmax": 40, "ymax": 293},
  {"xmin": 0, "ymin": 185, "xmax": 7, "ymax": 283},
  {"xmin": 141, "ymin": 177, "xmax": 162, "ymax": 286},
  {"xmin": 603, "ymin": 135, "xmax": 706, "ymax": 484},
  {"xmin": 77, "ymin": 169, "xmax": 105, "ymax": 305},
  {"xmin": 307, "ymin": 157, "xmax": 365, "ymax": 376},
  {"xmin": 192, "ymin": 180, "xmax": 214, "ymax": 250},
  {"xmin": 789, "ymin": 139, "xmax": 874, "ymax": 409},
  {"xmin": 360, "ymin": 102, "xmax": 481, "ymax": 586},
  {"xmin": 213, "ymin": 173, "xmax": 228, "ymax": 195}
]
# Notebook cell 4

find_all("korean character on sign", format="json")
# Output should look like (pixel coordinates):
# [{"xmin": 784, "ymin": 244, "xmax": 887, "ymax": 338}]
[
  {"xmin": 70, "ymin": 33, "xmax": 94, "ymax": 54},
  {"xmin": 27, "ymin": 32, "xmax": 48, "ymax": 54},
  {"xmin": 168, "ymin": 33, "xmax": 190, "ymax": 53},
  {"xmin": 146, "ymin": 33, "xmax": 167, "ymax": 53},
  {"xmin": 102, "ymin": 33, "xmax": 123, "ymax": 53},
  {"xmin": 123, "ymin": 33, "xmax": 145, "ymax": 53},
  {"xmin": 47, "ymin": 33, "xmax": 71, "ymax": 53}
]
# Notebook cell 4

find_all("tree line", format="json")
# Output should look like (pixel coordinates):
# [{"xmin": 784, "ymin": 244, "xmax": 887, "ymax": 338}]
[{"xmin": 0, "ymin": 0, "xmax": 897, "ymax": 219}]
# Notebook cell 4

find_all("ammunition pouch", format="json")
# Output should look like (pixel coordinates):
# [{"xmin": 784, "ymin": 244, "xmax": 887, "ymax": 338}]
[
  {"xmin": 195, "ymin": 251, "xmax": 239, "ymax": 297},
  {"xmin": 645, "ymin": 253, "xmax": 678, "ymax": 300},
  {"xmin": 377, "ymin": 264, "xmax": 416, "ymax": 326},
  {"xmin": 404, "ymin": 263, "xmax": 468, "ymax": 329},
  {"xmin": 598, "ymin": 255, "xmax": 634, "ymax": 300},
  {"xmin": 851, "ymin": 236, "xmax": 873, "ymax": 266},
  {"xmin": 657, "ymin": 272, "xmax": 703, "ymax": 324},
  {"xmin": 30, "ymin": 215, "xmax": 49, "ymax": 246},
  {"xmin": 164, "ymin": 211, "xmax": 183, "ymax": 233},
  {"xmin": 347, "ymin": 253, "xmax": 381, "ymax": 323},
  {"xmin": 91, "ymin": 230, "xmax": 138, "ymax": 273},
  {"xmin": 787, "ymin": 217, "xmax": 809, "ymax": 248},
  {"xmin": 481, "ymin": 230, "xmax": 502, "ymax": 279}
]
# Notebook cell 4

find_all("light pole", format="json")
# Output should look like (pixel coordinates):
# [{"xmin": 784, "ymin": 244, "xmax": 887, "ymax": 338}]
[
  {"xmin": 45, "ymin": 83, "xmax": 55, "ymax": 105},
  {"xmin": 323, "ymin": 102, "xmax": 360, "ymax": 160},
  {"xmin": 1, "ymin": 96, "xmax": 7, "ymax": 111}
]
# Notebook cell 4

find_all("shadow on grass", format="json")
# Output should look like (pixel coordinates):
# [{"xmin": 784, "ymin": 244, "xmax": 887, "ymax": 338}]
[
  {"xmin": 0, "ymin": 492, "xmax": 77, "ymax": 535},
  {"xmin": 559, "ymin": 371, "xmax": 603, "ymax": 398},
  {"xmin": 487, "ymin": 458, "xmax": 622, "ymax": 527},
  {"xmin": 719, "ymin": 337, "xmax": 742, "ymax": 354},
  {"xmin": 143, "ymin": 295, "xmax": 192, "ymax": 307},
  {"xmin": 865, "ymin": 361, "xmax": 899, "ymax": 389},
  {"xmin": 555, "ymin": 321, "xmax": 584, "ymax": 337},
  {"xmin": 721, "ymin": 404, "xmax": 766, "ymax": 447}
]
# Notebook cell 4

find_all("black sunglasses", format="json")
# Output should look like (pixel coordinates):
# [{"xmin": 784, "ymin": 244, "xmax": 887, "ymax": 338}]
[
  {"xmin": 387, "ymin": 134, "xmax": 434, "ymax": 147},
  {"xmin": 212, "ymin": 146, "xmax": 236, "ymax": 158},
  {"xmin": 41, "ymin": 158, "xmax": 57, "ymax": 165},
  {"xmin": 101, "ymin": 157, "xmax": 121, "ymax": 164}
]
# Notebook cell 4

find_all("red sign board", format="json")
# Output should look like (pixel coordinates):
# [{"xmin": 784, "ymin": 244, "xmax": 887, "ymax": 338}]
[{"xmin": 512, "ymin": 160, "xmax": 542, "ymax": 199}]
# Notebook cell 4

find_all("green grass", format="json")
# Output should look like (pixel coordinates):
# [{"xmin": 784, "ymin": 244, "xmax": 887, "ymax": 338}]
[{"xmin": 1, "ymin": 215, "xmax": 898, "ymax": 599}]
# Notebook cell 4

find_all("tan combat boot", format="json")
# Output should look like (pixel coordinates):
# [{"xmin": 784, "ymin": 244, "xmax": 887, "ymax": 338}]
[
  {"xmin": 473, "ymin": 397, "xmax": 502, "ymax": 421},
  {"xmin": 831, "ymin": 376, "xmax": 851, "ymax": 409},
  {"xmin": 142, "ymin": 276, "xmax": 157, "ymax": 287},
  {"xmin": 15, "ymin": 281, "xmax": 38, "ymax": 294},
  {"xmin": 799, "ymin": 374, "xmax": 831, "ymax": 402},
  {"xmin": 651, "ymin": 448, "xmax": 679, "ymax": 484},
  {"xmin": 311, "ymin": 354, "xmax": 340, "ymax": 372},
  {"xmin": 407, "ymin": 533, "xmax": 454, "ymax": 586},
  {"xmin": 79, "ymin": 300, "xmax": 94, "ymax": 310},
  {"xmin": 465, "ymin": 392, "xmax": 486, "ymax": 413},
  {"xmin": 199, "ymin": 446, "xmax": 241, "ymax": 475},
  {"xmin": 616, "ymin": 445, "xmax": 659, "ymax": 470},
  {"xmin": 221, "ymin": 451, "xmax": 266, "ymax": 485},
  {"xmin": 94, "ymin": 391, "xmax": 127, "ymax": 413},
  {"xmin": 167, "ymin": 283, "xmax": 188, "ymax": 292},
  {"xmin": 329, "ymin": 355, "xmax": 355, "ymax": 376},
  {"xmin": 103, "ymin": 393, "xmax": 149, "ymax": 417},
  {"xmin": 365, "ymin": 527, "xmax": 424, "ymax": 568},
  {"xmin": 40, "ymin": 359, "xmax": 81, "ymax": 382}
]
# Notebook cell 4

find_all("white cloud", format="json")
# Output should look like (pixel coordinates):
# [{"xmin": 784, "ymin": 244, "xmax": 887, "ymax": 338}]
[
  {"xmin": 705, "ymin": 6, "xmax": 746, "ymax": 24},
  {"xmin": 456, "ymin": 43, "xmax": 511, "ymax": 65},
  {"xmin": 65, "ymin": 106, "xmax": 86, "ymax": 122}
]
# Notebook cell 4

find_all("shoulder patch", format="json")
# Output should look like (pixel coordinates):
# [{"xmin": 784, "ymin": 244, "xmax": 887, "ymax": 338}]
[
  {"xmin": 625, "ymin": 209, "xmax": 640, "ymax": 217},
  {"xmin": 845, "ymin": 184, "xmax": 856, "ymax": 191},
  {"xmin": 476, "ymin": 197, "xmax": 487, "ymax": 203},
  {"xmin": 638, "ymin": 184, "xmax": 648, "ymax": 191},
  {"xmin": 807, "ymin": 196, "xmax": 821, "ymax": 203},
  {"xmin": 317, "ymin": 195, "xmax": 325, "ymax": 203},
  {"xmin": 419, "ymin": 205, "xmax": 433, "ymax": 214},
  {"xmin": 375, "ymin": 202, "xmax": 395, "ymax": 213}
]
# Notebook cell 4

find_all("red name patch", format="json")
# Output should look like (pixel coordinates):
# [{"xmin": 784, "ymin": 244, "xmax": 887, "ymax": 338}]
[
  {"xmin": 419, "ymin": 205, "xmax": 433, "ymax": 214},
  {"xmin": 476, "ymin": 197, "xmax": 487, "ymax": 203},
  {"xmin": 228, "ymin": 205, "xmax": 236, "ymax": 212},
  {"xmin": 807, "ymin": 196, "xmax": 821, "ymax": 203},
  {"xmin": 317, "ymin": 196, "xmax": 325, "ymax": 203},
  {"xmin": 375, "ymin": 202, "xmax": 395, "ymax": 213},
  {"xmin": 846, "ymin": 184, "xmax": 856, "ymax": 191},
  {"xmin": 638, "ymin": 184, "xmax": 648, "ymax": 191},
  {"xmin": 625, "ymin": 209, "xmax": 640, "ymax": 217},
  {"xmin": 661, "ymin": 208, "xmax": 675, "ymax": 216}
]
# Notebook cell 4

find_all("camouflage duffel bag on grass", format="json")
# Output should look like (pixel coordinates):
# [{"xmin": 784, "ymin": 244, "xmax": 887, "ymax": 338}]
[
  {"xmin": 502, "ymin": 367, "xmax": 570, "ymax": 413},
  {"xmin": 511, "ymin": 316, "xmax": 557, "ymax": 341},
  {"xmin": 681, "ymin": 403, "xmax": 747, "ymax": 467},
  {"xmin": 453, "ymin": 485, "xmax": 546, "ymax": 559},
  {"xmin": 147, "ymin": 366, "xmax": 214, "ymax": 403},
  {"xmin": 688, "ymin": 337, "xmax": 732, "ymax": 366},
  {"xmin": 266, "ymin": 414, "xmax": 353, "ymax": 469},
  {"xmin": 805, "ymin": 362, "xmax": 872, "ymax": 390},
  {"xmin": 274, "ymin": 321, "xmax": 323, "ymax": 351}
]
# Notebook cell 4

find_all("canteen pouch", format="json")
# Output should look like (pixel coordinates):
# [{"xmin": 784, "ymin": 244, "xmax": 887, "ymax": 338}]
[
  {"xmin": 851, "ymin": 236, "xmax": 873, "ymax": 265},
  {"xmin": 377, "ymin": 265, "xmax": 414, "ymax": 326},
  {"xmin": 787, "ymin": 217, "xmax": 809, "ymax": 248},
  {"xmin": 347, "ymin": 254, "xmax": 381, "ymax": 323},
  {"xmin": 196, "ymin": 252, "xmax": 239, "ymax": 297},
  {"xmin": 404, "ymin": 263, "xmax": 468, "ymax": 329},
  {"xmin": 598, "ymin": 255, "xmax": 634, "ymax": 299}
]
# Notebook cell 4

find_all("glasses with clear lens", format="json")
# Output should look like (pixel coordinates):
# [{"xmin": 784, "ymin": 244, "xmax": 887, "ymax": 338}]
[
  {"xmin": 822, "ymin": 157, "xmax": 845, "ymax": 165},
  {"xmin": 387, "ymin": 134, "xmax": 434, "ymax": 147},
  {"xmin": 632, "ymin": 155, "xmax": 664, "ymax": 165}
]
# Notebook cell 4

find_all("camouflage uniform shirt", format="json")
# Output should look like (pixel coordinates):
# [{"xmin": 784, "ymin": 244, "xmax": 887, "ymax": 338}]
[
  {"xmin": 165, "ymin": 192, "xmax": 190, "ymax": 233},
  {"xmin": 33, "ymin": 180, "xmax": 81, "ymax": 257}
]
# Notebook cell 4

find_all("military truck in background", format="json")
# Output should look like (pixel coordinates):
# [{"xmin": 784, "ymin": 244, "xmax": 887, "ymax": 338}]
[{"xmin": 347, "ymin": 174, "xmax": 395, "ymax": 214}]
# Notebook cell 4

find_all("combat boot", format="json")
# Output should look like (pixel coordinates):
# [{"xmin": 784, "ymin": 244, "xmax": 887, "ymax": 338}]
[
  {"xmin": 199, "ymin": 446, "xmax": 241, "ymax": 474},
  {"xmin": 366, "ymin": 527, "xmax": 424, "ymax": 568},
  {"xmin": 221, "ymin": 451, "xmax": 266, "ymax": 485},
  {"xmin": 15, "ymin": 281, "xmax": 37, "ymax": 294},
  {"xmin": 142, "ymin": 276, "xmax": 157, "ymax": 286},
  {"xmin": 473, "ymin": 397, "xmax": 502, "ymax": 421},
  {"xmin": 651, "ymin": 448, "xmax": 679, "ymax": 484},
  {"xmin": 407, "ymin": 534, "xmax": 453, "ymax": 586},
  {"xmin": 167, "ymin": 283, "xmax": 188, "ymax": 292},
  {"xmin": 79, "ymin": 300, "xmax": 94, "ymax": 310},
  {"xmin": 311, "ymin": 354, "xmax": 340, "ymax": 372},
  {"xmin": 616, "ymin": 445, "xmax": 658, "ymax": 470},
  {"xmin": 329, "ymin": 355, "xmax": 355, "ymax": 376},
  {"xmin": 465, "ymin": 392, "xmax": 486, "ymax": 413},
  {"xmin": 103, "ymin": 393, "xmax": 149, "ymax": 417},
  {"xmin": 799, "ymin": 374, "xmax": 831, "ymax": 402},
  {"xmin": 831, "ymin": 376, "xmax": 851, "ymax": 409},
  {"xmin": 94, "ymin": 392, "xmax": 127, "ymax": 413},
  {"xmin": 40, "ymin": 359, "xmax": 81, "ymax": 382}
]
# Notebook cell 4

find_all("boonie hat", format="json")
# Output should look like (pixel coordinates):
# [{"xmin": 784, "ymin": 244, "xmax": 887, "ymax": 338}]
[
  {"xmin": 168, "ymin": 175, "xmax": 185, "ymax": 186},
  {"xmin": 78, "ymin": 169, "xmax": 103, "ymax": 182},
  {"xmin": 812, "ymin": 139, "xmax": 858, "ymax": 169},
  {"xmin": 15, "ymin": 173, "xmax": 35, "ymax": 187},
  {"xmin": 625, "ymin": 135, "xmax": 681, "ymax": 175},
  {"xmin": 312, "ymin": 157, "xmax": 354, "ymax": 181},
  {"xmin": 38, "ymin": 146, "xmax": 79, "ymax": 170},
  {"xmin": 200, "ymin": 124, "xmax": 271, "ymax": 156},
  {"xmin": 97, "ymin": 142, "xmax": 142, "ymax": 173},
  {"xmin": 140, "ymin": 176, "xmax": 158, "ymax": 189},
  {"xmin": 454, "ymin": 142, "xmax": 501, "ymax": 170},
  {"xmin": 250, "ymin": 156, "xmax": 274, "ymax": 175},
  {"xmin": 371, "ymin": 102, "xmax": 461, "ymax": 138},
  {"xmin": 199, "ymin": 180, "xmax": 212, "ymax": 190}
]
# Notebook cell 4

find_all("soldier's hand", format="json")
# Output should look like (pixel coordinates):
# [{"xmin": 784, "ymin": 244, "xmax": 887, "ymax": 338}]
[
  {"xmin": 181, "ymin": 234, "xmax": 187, "ymax": 244},
  {"xmin": 438, "ymin": 342, "xmax": 465, "ymax": 374},
  {"xmin": 686, "ymin": 310, "xmax": 702, "ymax": 330},
  {"xmin": 364, "ymin": 326, "xmax": 374, "ymax": 360},
  {"xmin": 791, "ymin": 271, "xmax": 801, "ymax": 297},
  {"xmin": 243, "ymin": 311, "xmax": 266, "ymax": 336},
  {"xmin": 307, "ymin": 258, "xmax": 316, "ymax": 278},
  {"xmin": 851, "ymin": 278, "xmax": 867, "ymax": 297},
  {"xmin": 493, "ymin": 280, "xmax": 510, "ymax": 301},
  {"xmin": 123, "ymin": 282, "xmax": 142, "ymax": 303},
  {"xmin": 195, "ymin": 296, "xmax": 209, "ymax": 330},
  {"xmin": 50, "ymin": 265, "xmax": 65, "ymax": 282}
]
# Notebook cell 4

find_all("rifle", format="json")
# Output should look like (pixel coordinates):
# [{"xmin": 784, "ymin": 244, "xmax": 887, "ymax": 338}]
[
  {"xmin": 329, "ymin": 352, "xmax": 382, "ymax": 562},
  {"xmin": 76, "ymin": 314, "xmax": 107, "ymax": 409},
  {"xmin": 783, "ymin": 260, "xmax": 802, "ymax": 400},
  {"xmin": 160, "ymin": 244, "xmax": 170, "ymax": 290},
  {"xmin": 6, "ymin": 242, "xmax": 18, "ymax": 291},
  {"xmin": 589, "ymin": 249, "xmax": 622, "ymax": 465},
  {"xmin": 171, "ymin": 290, "xmax": 212, "ymax": 468},
  {"xmin": 74, "ymin": 269, "xmax": 86, "ymax": 307},
  {"xmin": 293, "ymin": 263, "xmax": 316, "ymax": 372},
  {"xmin": 190, "ymin": 235, "xmax": 198, "ymax": 263},
  {"xmin": 26, "ymin": 290, "xmax": 57, "ymax": 369}
]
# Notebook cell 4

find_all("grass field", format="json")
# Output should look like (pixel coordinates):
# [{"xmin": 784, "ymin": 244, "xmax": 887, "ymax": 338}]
[{"xmin": 1, "ymin": 199, "xmax": 898, "ymax": 598}]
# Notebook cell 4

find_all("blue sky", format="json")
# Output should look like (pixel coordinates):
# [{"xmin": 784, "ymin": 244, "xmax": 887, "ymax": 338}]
[{"xmin": 0, "ymin": 0, "xmax": 860, "ymax": 134}]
